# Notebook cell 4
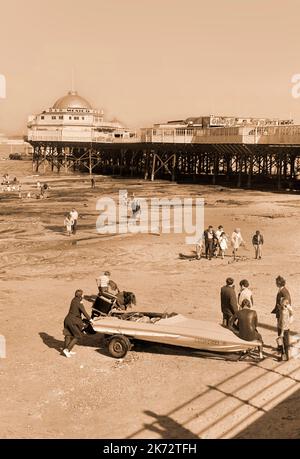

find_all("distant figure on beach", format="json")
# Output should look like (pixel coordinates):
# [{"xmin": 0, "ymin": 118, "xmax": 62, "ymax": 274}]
[
  {"xmin": 231, "ymin": 228, "xmax": 244, "ymax": 260},
  {"xmin": 229, "ymin": 299, "xmax": 263, "ymax": 359},
  {"xmin": 220, "ymin": 277, "xmax": 238, "ymax": 327},
  {"xmin": 219, "ymin": 231, "xmax": 228, "ymax": 259},
  {"xmin": 252, "ymin": 230, "xmax": 264, "ymax": 259},
  {"xmin": 40, "ymin": 183, "xmax": 49, "ymax": 198},
  {"xmin": 70, "ymin": 208, "xmax": 78, "ymax": 234},
  {"xmin": 2, "ymin": 174, "xmax": 9, "ymax": 184},
  {"xmin": 238, "ymin": 279, "xmax": 253, "ymax": 308},
  {"xmin": 91, "ymin": 177, "xmax": 95, "ymax": 188},
  {"xmin": 196, "ymin": 233, "xmax": 204, "ymax": 260},
  {"xmin": 203, "ymin": 226, "xmax": 217, "ymax": 260},
  {"xmin": 130, "ymin": 193, "xmax": 141, "ymax": 220},
  {"xmin": 64, "ymin": 213, "xmax": 74, "ymax": 236}
]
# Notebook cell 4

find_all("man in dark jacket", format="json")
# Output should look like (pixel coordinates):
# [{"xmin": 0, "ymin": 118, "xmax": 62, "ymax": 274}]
[
  {"xmin": 220, "ymin": 277, "xmax": 238, "ymax": 327},
  {"xmin": 63, "ymin": 289, "xmax": 93, "ymax": 358},
  {"xmin": 271, "ymin": 276, "xmax": 291, "ymax": 344},
  {"xmin": 252, "ymin": 230, "xmax": 264, "ymax": 259},
  {"xmin": 204, "ymin": 226, "xmax": 217, "ymax": 260},
  {"xmin": 271, "ymin": 276, "xmax": 291, "ymax": 319}
]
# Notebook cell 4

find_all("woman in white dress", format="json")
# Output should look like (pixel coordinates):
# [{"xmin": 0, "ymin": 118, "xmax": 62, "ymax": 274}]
[
  {"xmin": 219, "ymin": 231, "xmax": 228, "ymax": 259},
  {"xmin": 231, "ymin": 228, "xmax": 244, "ymax": 260}
]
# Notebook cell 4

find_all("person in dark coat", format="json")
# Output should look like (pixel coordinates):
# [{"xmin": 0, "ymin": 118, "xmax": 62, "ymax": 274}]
[
  {"xmin": 271, "ymin": 276, "xmax": 292, "ymax": 346},
  {"xmin": 220, "ymin": 277, "xmax": 238, "ymax": 327},
  {"xmin": 271, "ymin": 276, "xmax": 291, "ymax": 320},
  {"xmin": 62, "ymin": 289, "xmax": 93, "ymax": 357},
  {"xmin": 229, "ymin": 299, "xmax": 263, "ymax": 359},
  {"xmin": 203, "ymin": 226, "xmax": 217, "ymax": 260},
  {"xmin": 252, "ymin": 230, "xmax": 264, "ymax": 259}
]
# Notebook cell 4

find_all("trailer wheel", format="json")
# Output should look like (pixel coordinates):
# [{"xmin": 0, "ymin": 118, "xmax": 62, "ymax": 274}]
[{"xmin": 108, "ymin": 335, "xmax": 130, "ymax": 358}]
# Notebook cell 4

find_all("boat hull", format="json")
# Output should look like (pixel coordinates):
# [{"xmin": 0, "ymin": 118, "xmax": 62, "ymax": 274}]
[{"xmin": 92, "ymin": 314, "xmax": 261, "ymax": 353}]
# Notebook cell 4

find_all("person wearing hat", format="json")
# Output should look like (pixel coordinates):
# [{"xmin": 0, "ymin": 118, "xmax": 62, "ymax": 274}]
[{"xmin": 220, "ymin": 277, "xmax": 238, "ymax": 327}]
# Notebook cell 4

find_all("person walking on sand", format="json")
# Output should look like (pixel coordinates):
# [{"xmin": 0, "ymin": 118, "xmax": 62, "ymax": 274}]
[
  {"xmin": 252, "ymin": 230, "xmax": 264, "ymax": 259},
  {"xmin": 70, "ymin": 208, "xmax": 79, "ymax": 234},
  {"xmin": 62, "ymin": 289, "xmax": 93, "ymax": 358},
  {"xmin": 64, "ymin": 213, "xmax": 74, "ymax": 236},
  {"xmin": 204, "ymin": 226, "xmax": 217, "ymax": 260},
  {"xmin": 91, "ymin": 177, "xmax": 96, "ymax": 189},
  {"xmin": 215, "ymin": 225, "xmax": 225, "ymax": 257},
  {"xmin": 219, "ymin": 231, "xmax": 228, "ymax": 259},
  {"xmin": 130, "ymin": 193, "xmax": 141, "ymax": 221},
  {"xmin": 231, "ymin": 228, "xmax": 244, "ymax": 260},
  {"xmin": 220, "ymin": 277, "xmax": 238, "ymax": 327}
]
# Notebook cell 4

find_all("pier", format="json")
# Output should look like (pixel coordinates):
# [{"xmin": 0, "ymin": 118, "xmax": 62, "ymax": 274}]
[{"xmin": 28, "ymin": 124, "xmax": 300, "ymax": 189}]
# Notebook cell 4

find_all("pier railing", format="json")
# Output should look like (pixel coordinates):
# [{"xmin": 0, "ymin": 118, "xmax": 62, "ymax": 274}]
[
  {"xmin": 27, "ymin": 125, "xmax": 300, "ymax": 145},
  {"xmin": 140, "ymin": 125, "xmax": 300, "ymax": 145}
]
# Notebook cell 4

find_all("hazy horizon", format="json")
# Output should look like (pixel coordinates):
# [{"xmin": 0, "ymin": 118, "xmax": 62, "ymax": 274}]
[{"xmin": 1, "ymin": 0, "xmax": 300, "ymax": 135}]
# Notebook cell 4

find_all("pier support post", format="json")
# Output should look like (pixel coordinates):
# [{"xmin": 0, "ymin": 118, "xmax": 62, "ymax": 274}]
[{"xmin": 151, "ymin": 153, "xmax": 156, "ymax": 181}]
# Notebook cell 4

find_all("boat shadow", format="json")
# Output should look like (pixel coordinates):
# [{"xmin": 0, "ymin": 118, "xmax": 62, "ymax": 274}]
[{"xmin": 95, "ymin": 339, "xmax": 256, "ymax": 362}]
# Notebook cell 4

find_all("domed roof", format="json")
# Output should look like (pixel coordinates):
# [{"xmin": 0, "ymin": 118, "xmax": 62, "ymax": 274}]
[{"xmin": 53, "ymin": 91, "xmax": 92, "ymax": 110}]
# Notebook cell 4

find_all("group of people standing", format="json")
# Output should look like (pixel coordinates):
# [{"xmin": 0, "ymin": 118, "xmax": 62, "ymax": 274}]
[
  {"xmin": 220, "ymin": 275, "xmax": 294, "ymax": 361},
  {"xmin": 196, "ymin": 226, "xmax": 264, "ymax": 261},
  {"xmin": 64, "ymin": 208, "xmax": 78, "ymax": 236}
]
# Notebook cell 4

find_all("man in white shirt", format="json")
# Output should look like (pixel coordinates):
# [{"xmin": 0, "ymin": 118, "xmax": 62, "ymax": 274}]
[
  {"xmin": 70, "ymin": 208, "xmax": 79, "ymax": 234},
  {"xmin": 97, "ymin": 271, "xmax": 111, "ymax": 294}
]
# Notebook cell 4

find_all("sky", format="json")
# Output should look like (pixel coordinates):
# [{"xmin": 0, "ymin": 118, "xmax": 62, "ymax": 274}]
[{"xmin": 1, "ymin": 0, "xmax": 300, "ymax": 134}]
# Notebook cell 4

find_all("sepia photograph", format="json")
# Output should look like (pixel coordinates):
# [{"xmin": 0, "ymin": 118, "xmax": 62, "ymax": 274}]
[{"xmin": 1, "ymin": 0, "xmax": 300, "ymax": 445}]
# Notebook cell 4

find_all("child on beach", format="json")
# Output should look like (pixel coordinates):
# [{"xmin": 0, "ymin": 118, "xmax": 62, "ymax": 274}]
[{"xmin": 64, "ymin": 213, "xmax": 74, "ymax": 236}]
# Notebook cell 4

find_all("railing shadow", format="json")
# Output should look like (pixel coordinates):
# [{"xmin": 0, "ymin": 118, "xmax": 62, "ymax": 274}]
[
  {"xmin": 234, "ymin": 386, "xmax": 300, "ymax": 438},
  {"xmin": 142, "ymin": 410, "xmax": 199, "ymax": 439},
  {"xmin": 126, "ymin": 357, "xmax": 300, "ymax": 439}
]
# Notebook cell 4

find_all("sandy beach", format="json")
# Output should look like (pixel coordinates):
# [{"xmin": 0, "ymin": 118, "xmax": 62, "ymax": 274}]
[{"xmin": 0, "ymin": 160, "xmax": 300, "ymax": 439}]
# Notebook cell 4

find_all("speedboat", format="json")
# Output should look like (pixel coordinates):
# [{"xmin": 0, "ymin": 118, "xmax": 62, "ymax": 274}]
[{"xmin": 91, "ymin": 311, "xmax": 261, "ymax": 359}]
